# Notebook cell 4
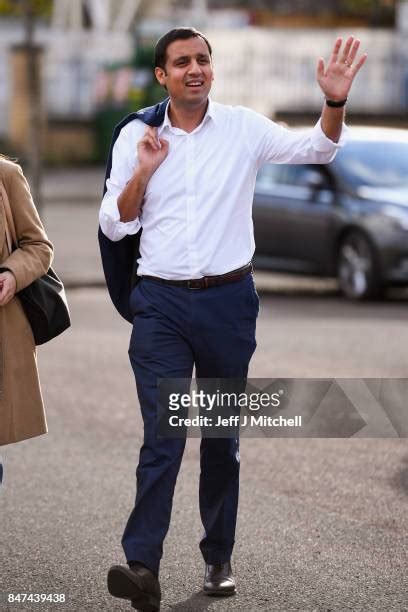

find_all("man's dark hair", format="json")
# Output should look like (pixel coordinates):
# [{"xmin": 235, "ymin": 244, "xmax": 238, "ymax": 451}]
[{"xmin": 154, "ymin": 27, "xmax": 212, "ymax": 71}]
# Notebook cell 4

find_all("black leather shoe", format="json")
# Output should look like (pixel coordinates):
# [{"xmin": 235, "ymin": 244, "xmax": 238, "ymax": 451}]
[
  {"xmin": 107, "ymin": 563, "xmax": 161, "ymax": 611},
  {"xmin": 203, "ymin": 561, "xmax": 236, "ymax": 596}
]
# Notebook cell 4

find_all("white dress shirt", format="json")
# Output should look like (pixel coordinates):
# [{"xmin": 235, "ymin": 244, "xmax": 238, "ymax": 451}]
[{"xmin": 99, "ymin": 99, "xmax": 349, "ymax": 280}]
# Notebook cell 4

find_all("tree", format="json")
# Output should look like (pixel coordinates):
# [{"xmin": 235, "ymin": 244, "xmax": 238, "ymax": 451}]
[
  {"xmin": 0, "ymin": 0, "xmax": 52, "ymax": 18},
  {"xmin": 207, "ymin": 0, "xmax": 397, "ymax": 20}
]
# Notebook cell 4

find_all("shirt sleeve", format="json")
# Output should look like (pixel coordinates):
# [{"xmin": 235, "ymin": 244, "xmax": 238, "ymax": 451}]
[
  {"xmin": 242, "ymin": 107, "xmax": 350, "ymax": 168},
  {"xmin": 99, "ymin": 121, "xmax": 142, "ymax": 242}
]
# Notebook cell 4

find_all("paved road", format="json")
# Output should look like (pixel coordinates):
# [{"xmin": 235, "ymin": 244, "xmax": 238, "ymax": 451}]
[{"xmin": 1, "ymin": 289, "xmax": 407, "ymax": 611}]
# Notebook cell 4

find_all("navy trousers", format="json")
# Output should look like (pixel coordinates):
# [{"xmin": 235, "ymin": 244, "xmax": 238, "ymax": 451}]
[{"xmin": 122, "ymin": 274, "xmax": 259, "ymax": 576}]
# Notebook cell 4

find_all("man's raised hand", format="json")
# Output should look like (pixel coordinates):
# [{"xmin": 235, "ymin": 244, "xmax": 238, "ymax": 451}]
[
  {"xmin": 317, "ymin": 36, "xmax": 367, "ymax": 102},
  {"xmin": 137, "ymin": 126, "xmax": 169, "ymax": 176}
]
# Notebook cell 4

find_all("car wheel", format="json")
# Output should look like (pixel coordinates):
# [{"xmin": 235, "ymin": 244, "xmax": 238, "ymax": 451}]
[{"xmin": 337, "ymin": 232, "xmax": 381, "ymax": 300}]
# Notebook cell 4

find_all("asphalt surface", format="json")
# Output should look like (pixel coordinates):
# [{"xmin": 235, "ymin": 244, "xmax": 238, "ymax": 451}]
[
  {"xmin": 1, "ymin": 168, "xmax": 408, "ymax": 611},
  {"xmin": 1, "ymin": 288, "xmax": 408, "ymax": 612}
]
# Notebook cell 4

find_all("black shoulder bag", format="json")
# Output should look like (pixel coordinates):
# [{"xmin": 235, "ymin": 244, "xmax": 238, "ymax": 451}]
[{"xmin": 0, "ymin": 180, "xmax": 71, "ymax": 345}]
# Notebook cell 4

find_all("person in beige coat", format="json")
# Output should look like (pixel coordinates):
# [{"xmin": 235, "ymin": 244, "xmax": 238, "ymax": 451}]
[{"xmin": 0, "ymin": 157, "xmax": 53, "ymax": 476}]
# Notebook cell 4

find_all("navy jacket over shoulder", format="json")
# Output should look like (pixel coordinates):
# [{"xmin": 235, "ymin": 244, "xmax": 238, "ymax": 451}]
[{"xmin": 98, "ymin": 98, "xmax": 169, "ymax": 323}]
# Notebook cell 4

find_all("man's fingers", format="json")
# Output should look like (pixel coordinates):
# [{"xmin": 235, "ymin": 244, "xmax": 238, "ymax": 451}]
[
  {"xmin": 348, "ymin": 39, "xmax": 361, "ymax": 65},
  {"xmin": 329, "ymin": 37, "xmax": 342, "ymax": 65},
  {"xmin": 352, "ymin": 53, "xmax": 368, "ymax": 75},
  {"xmin": 316, "ymin": 57, "xmax": 325, "ymax": 80},
  {"xmin": 146, "ymin": 126, "xmax": 161, "ymax": 148},
  {"xmin": 144, "ymin": 125, "xmax": 157, "ymax": 137},
  {"xmin": 340, "ymin": 36, "xmax": 354, "ymax": 63},
  {"xmin": 141, "ymin": 127, "xmax": 162, "ymax": 150},
  {"xmin": 138, "ymin": 127, "xmax": 167, "ymax": 161},
  {"xmin": 141, "ymin": 133, "xmax": 157, "ymax": 146},
  {"xmin": 147, "ymin": 136, "xmax": 160, "ymax": 150},
  {"xmin": 140, "ymin": 134, "xmax": 160, "ymax": 150}
]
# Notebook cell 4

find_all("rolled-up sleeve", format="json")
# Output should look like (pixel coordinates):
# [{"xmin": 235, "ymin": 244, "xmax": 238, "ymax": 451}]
[
  {"xmin": 99, "ymin": 120, "xmax": 142, "ymax": 242},
  {"xmin": 243, "ymin": 107, "xmax": 350, "ymax": 167},
  {"xmin": 310, "ymin": 117, "xmax": 349, "ymax": 153}
]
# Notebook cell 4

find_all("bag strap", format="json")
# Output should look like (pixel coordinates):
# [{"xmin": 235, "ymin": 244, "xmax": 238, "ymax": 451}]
[{"xmin": 0, "ymin": 179, "xmax": 17, "ymax": 255}]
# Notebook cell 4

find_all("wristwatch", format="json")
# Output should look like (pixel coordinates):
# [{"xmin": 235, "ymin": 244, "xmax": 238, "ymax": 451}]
[{"xmin": 325, "ymin": 97, "xmax": 348, "ymax": 108}]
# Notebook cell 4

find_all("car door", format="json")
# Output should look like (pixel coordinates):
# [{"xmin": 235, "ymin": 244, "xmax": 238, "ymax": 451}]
[
  {"xmin": 253, "ymin": 164, "xmax": 294, "ymax": 260},
  {"xmin": 253, "ymin": 164, "xmax": 337, "ymax": 274}
]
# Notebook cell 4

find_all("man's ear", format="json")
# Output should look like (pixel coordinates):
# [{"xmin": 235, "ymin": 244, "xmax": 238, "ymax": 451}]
[{"xmin": 155, "ymin": 67, "xmax": 166, "ymax": 87}]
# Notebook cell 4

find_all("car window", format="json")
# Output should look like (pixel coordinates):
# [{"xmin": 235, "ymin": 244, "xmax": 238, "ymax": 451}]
[
  {"xmin": 334, "ymin": 141, "xmax": 408, "ymax": 188},
  {"xmin": 256, "ymin": 164, "xmax": 285, "ymax": 189},
  {"xmin": 282, "ymin": 166, "xmax": 330, "ymax": 188},
  {"xmin": 257, "ymin": 164, "xmax": 332, "ymax": 191}
]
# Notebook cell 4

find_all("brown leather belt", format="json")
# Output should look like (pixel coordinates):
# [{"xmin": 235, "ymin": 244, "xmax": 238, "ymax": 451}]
[{"xmin": 142, "ymin": 262, "xmax": 253, "ymax": 290}]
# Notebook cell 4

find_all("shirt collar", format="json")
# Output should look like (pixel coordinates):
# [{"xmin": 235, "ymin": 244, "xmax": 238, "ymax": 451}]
[{"xmin": 158, "ymin": 97, "xmax": 218, "ymax": 135}]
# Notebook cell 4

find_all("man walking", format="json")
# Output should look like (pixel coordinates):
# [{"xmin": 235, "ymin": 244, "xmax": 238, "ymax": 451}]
[{"xmin": 99, "ymin": 27, "xmax": 366, "ymax": 611}]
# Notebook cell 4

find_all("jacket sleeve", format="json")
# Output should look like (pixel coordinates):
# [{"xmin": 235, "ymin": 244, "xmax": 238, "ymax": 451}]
[{"xmin": 1, "ymin": 164, "xmax": 53, "ymax": 291}]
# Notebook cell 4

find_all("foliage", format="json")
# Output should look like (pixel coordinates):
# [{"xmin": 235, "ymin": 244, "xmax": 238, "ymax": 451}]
[
  {"xmin": 208, "ymin": 0, "xmax": 397, "ymax": 13},
  {"xmin": 0, "ymin": 0, "xmax": 53, "ymax": 18},
  {"xmin": 342, "ymin": 0, "xmax": 396, "ymax": 16},
  {"xmin": 207, "ymin": 0, "xmax": 396, "ymax": 26},
  {"xmin": 132, "ymin": 45, "xmax": 165, "ymax": 108}
]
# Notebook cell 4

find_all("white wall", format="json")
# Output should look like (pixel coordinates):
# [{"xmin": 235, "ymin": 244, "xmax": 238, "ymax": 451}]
[
  {"xmin": 207, "ymin": 27, "xmax": 407, "ymax": 117},
  {"xmin": 0, "ymin": 20, "xmax": 134, "ymax": 135},
  {"xmin": 0, "ymin": 20, "xmax": 407, "ymax": 138}
]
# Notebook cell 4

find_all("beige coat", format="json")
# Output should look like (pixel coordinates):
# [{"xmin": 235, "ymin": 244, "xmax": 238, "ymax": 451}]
[{"xmin": 0, "ymin": 158, "xmax": 53, "ymax": 445}]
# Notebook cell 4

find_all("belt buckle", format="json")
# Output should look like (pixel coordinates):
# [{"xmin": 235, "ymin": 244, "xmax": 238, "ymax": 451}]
[{"xmin": 187, "ymin": 279, "xmax": 203, "ymax": 290}]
